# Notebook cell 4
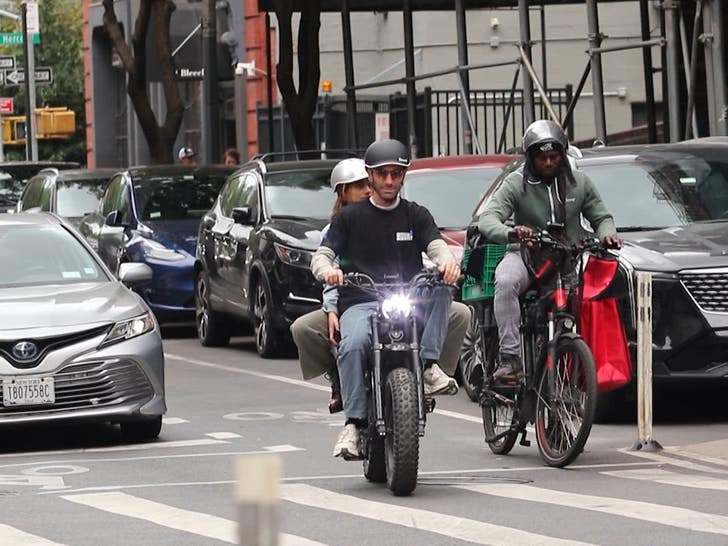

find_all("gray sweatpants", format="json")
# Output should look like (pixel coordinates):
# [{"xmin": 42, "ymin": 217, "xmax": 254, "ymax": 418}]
[{"xmin": 493, "ymin": 250, "xmax": 531, "ymax": 358}]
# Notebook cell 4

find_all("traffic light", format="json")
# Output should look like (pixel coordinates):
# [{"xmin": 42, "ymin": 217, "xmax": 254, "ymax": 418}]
[{"xmin": 0, "ymin": 108, "xmax": 75, "ymax": 145}]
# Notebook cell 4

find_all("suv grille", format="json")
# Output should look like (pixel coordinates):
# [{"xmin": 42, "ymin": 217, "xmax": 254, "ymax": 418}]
[
  {"xmin": 0, "ymin": 359, "xmax": 154, "ymax": 415},
  {"xmin": 680, "ymin": 270, "xmax": 728, "ymax": 313}
]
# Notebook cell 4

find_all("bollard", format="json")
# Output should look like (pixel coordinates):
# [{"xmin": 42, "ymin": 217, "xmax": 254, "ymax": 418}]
[
  {"xmin": 237, "ymin": 455, "xmax": 281, "ymax": 546},
  {"xmin": 630, "ymin": 272, "xmax": 662, "ymax": 452}
]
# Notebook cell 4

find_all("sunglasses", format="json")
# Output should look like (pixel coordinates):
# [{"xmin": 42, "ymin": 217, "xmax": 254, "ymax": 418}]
[{"xmin": 373, "ymin": 167, "xmax": 406, "ymax": 180}]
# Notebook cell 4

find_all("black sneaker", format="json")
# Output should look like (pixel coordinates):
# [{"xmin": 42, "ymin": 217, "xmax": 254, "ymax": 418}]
[{"xmin": 493, "ymin": 355, "xmax": 524, "ymax": 384}]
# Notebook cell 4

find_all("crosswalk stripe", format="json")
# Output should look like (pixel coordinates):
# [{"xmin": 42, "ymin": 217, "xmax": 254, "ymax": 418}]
[
  {"xmin": 61, "ymin": 491, "xmax": 326, "ymax": 546},
  {"xmin": 281, "ymin": 483, "xmax": 595, "ymax": 546},
  {"xmin": 602, "ymin": 468, "xmax": 728, "ymax": 491},
  {"xmin": 456, "ymin": 483, "xmax": 728, "ymax": 536},
  {"xmin": 0, "ymin": 524, "xmax": 67, "ymax": 545},
  {"xmin": 620, "ymin": 447, "xmax": 728, "ymax": 475}
]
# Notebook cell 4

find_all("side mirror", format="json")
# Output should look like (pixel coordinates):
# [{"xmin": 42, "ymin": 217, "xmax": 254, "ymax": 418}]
[
  {"xmin": 105, "ymin": 210, "xmax": 127, "ymax": 227},
  {"xmin": 118, "ymin": 262, "xmax": 153, "ymax": 286},
  {"xmin": 232, "ymin": 206, "xmax": 253, "ymax": 225}
]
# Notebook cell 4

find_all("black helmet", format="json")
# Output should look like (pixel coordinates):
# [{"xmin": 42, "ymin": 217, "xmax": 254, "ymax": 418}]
[
  {"xmin": 364, "ymin": 139, "xmax": 411, "ymax": 169},
  {"xmin": 522, "ymin": 120, "xmax": 568, "ymax": 156}
]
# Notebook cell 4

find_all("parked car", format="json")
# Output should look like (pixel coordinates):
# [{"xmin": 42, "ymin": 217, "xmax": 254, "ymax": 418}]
[
  {"xmin": 405, "ymin": 155, "xmax": 516, "ymax": 262},
  {"xmin": 16, "ymin": 168, "xmax": 117, "ymax": 228},
  {"xmin": 195, "ymin": 158, "xmax": 341, "ymax": 357},
  {"xmin": 461, "ymin": 139, "xmax": 728, "ymax": 418},
  {"xmin": 0, "ymin": 213, "xmax": 165, "ymax": 441},
  {"xmin": 78, "ymin": 165, "xmax": 238, "ymax": 324},
  {"xmin": 0, "ymin": 161, "xmax": 80, "ymax": 213}
]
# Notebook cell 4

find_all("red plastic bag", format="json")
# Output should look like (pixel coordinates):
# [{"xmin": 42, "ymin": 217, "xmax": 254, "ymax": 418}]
[{"xmin": 579, "ymin": 256, "xmax": 632, "ymax": 393}]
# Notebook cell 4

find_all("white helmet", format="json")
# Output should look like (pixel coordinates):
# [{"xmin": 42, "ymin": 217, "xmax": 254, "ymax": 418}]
[{"xmin": 330, "ymin": 158, "xmax": 368, "ymax": 192}]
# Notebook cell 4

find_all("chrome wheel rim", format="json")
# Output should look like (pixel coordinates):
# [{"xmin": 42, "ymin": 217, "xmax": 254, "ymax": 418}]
[
  {"xmin": 195, "ymin": 276, "xmax": 209, "ymax": 340},
  {"xmin": 254, "ymin": 283, "xmax": 268, "ymax": 352}
]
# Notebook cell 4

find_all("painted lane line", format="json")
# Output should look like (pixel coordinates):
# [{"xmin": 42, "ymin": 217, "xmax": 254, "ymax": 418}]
[
  {"xmin": 602, "ymin": 468, "xmax": 728, "ymax": 491},
  {"xmin": 165, "ymin": 353, "xmax": 330, "ymax": 392},
  {"xmin": 264, "ymin": 445, "xmax": 306, "ymax": 453},
  {"xmin": 162, "ymin": 417, "xmax": 189, "ymax": 424},
  {"xmin": 619, "ymin": 447, "xmax": 728, "ymax": 476},
  {"xmin": 433, "ymin": 408, "xmax": 481, "ymax": 423},
  {"xmin": 0, "ymin": 524, "xmax": 67, "ymax": 546},
  {"xmin": 61, "ymin": 491, "xmax": 327, "ymax": 546},
  {"xmin": 281, "ymin": 483, "xmax": 595, "ymax": 546},
  {"xmin": 0, "ymin": 438, "xmax": 228, "ymax": 460},
  {"xmin": 456, "ymin": 483, "xmax": 728, "ymax": 536},
  {"xmin": 206, "ymin": 432, "xmax": 242, "ymax": 440}
]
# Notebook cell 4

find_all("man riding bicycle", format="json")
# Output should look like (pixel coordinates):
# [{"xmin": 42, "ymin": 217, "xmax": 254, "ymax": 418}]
[
  {"xmin": 311, "ymin": 139, "xmax": 462, "ymax": 460},
  {"xmin": 478, "ymin": 120, "xmax": 622, "ymax": 383}
]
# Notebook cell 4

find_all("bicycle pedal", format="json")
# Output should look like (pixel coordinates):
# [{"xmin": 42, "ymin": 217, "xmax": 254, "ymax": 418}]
[
  {"xmin": 519, "ymin": 429, "xmax": 531, "ymax": 447},
  {"xmin": 424, "ymin": 396, "xmax": 437, "ymax": 413}
]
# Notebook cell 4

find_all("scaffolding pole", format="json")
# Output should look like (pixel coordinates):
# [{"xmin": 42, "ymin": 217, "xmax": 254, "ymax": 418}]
[
  {"xmin": 664, "ymin": 0, "xmax": 683, "ymax": 142},
  {"xmin": 341, "ymin": 0, "xmax": 359, "ymax": 148},
  {"xmin": 518, "ymin": 0, "xmax": 534, "ymax": 125},
  {"xmin": 711, "ymin": 0, "xmax": 728, "ymax": 135},
  {"xmin": 640, "ymin": 0, "xmax": 658, "ymax": 142},
  {"xmin": 403, "ymin": 0, "xmax": 418, "ymax": 157},
  {"xmin": 586, "ymin": 0, "xmax": 607, "ymax": 144},
  {"xmin": 455, "ymin": 0, "xmax": 472, "ymax": 154}
]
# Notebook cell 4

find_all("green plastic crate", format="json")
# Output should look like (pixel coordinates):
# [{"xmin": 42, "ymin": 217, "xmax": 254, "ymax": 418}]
[{"xmin": 460, "ymin": 244, "xmax": 507, "ymax": 302}]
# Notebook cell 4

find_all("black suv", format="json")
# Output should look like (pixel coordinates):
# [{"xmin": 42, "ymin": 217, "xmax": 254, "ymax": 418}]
[{"xmin": 195, "ymin": 157, "xmax": 342, "ymax": 357}]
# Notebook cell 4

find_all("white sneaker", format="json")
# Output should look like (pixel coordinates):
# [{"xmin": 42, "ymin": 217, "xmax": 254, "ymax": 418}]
[
  {"xmin": 333, "ymin": 423, "xmax": 361, "ymax": 459},
  {"xmin": 423, "ymin": 363, "xmax": 458, "ymax": 396}
]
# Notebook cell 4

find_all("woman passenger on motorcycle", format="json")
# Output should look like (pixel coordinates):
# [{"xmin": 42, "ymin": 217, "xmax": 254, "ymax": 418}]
[{"xmin": 291, "ymin": 158, "xmax": 371, "ymax": 413}]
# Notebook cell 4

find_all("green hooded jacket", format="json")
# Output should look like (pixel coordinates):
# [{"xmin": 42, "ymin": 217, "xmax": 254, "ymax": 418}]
[{"xmin": 478, "ymin": 166, "xmax": 617, "ymax": 245}]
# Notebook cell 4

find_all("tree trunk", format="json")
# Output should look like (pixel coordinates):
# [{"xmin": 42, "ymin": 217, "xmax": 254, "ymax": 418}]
[
  {"xmin": 102, "ymin": 0, "xmax": 184, "ymax": 164},
  {"xmin": 273, "ymin": 0, "xmax": 321, "ymax": 155}
]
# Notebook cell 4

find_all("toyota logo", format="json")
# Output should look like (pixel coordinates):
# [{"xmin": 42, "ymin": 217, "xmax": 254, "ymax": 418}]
[{"xmin": 12, "ymin": 341, "xmax": 38, "ymax": 361}]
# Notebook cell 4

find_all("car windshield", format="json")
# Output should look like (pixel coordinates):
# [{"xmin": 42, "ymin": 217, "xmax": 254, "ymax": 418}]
[
  {"xmin": 134, "ymin": 172, "xmax": 230, "ymax": 222},
  {"xmin": 265, "ymin": 169, "xmax": 333, "ymax": 219},
  {"xmin": 0, "ymin": 224, "xmax": 108, "ymax": 287},
  {"xmin": 404, "ymin": 167, "xmax": 502, "ymax": 228},
  {"xmin": 57, "ymin": 178, "xmax": 110, "ymax": 218},
  {"xmin": 584, "ymin": 155, "xmax": 723, "ymax": 229}
]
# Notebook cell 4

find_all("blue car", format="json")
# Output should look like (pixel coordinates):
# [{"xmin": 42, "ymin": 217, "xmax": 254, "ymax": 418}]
[{"xmin": 79, "ymin": 165, "xmax": 238, "ymax": 324}]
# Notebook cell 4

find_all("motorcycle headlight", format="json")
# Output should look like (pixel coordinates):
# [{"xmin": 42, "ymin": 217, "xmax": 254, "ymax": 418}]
[
  {"xmin": 140, "ymin": 238, "xmax": 186, "ymax": 261},
  {"xmin": 381, "ymin": 294, "xmax": 412, "ymax": 319},
  {"xmin": 274, "ymin": 243, "xmax": 313, "ymax": 269},
  {"xmin": 100, "ymin": 313, "xmax": 156, "ymax": 348}
]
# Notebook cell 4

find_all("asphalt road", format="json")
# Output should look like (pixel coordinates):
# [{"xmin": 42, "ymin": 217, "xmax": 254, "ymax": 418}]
[{"xmin": 1, "ymin": 329, "xmax": 727, "ymax": 545}]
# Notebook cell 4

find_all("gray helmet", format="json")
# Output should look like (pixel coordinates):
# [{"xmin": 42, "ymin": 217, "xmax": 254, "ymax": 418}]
[
  {"xmin": 330, "ymin": 158, "xmax": 368, "ymax": 192},
  {"xmin": 522, "ymin": 120, "xmax": 568, "ymax": 155},
  {"xmin": 364, "ymin": 139, "xmax": 411, "ymax": 169}
]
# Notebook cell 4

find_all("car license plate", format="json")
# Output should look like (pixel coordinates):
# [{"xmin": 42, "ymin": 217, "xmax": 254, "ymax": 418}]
[{"xmin": 2, "ymin": 377, "xmax": 55, "ymax": 406}]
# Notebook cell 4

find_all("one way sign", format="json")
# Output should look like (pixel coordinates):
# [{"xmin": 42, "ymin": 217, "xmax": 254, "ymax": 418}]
[{"xmin": 2, "ymin": 67, "xmax": 53, "ymax": 86}]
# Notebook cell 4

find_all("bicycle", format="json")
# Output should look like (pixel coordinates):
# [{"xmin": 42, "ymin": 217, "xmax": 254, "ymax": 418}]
[{"xmin": 476, "ymin": 230, "xmax": 613, "ymax": 467}]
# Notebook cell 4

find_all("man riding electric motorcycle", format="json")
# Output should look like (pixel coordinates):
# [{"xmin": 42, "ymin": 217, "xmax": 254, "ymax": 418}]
[
  {"xmin": 311, "ymin": 139, "xmax": 461, "ymax": 460},
  {"xmin": 478, "ymin": 120, "xmax": 623, "ymax": 382}
]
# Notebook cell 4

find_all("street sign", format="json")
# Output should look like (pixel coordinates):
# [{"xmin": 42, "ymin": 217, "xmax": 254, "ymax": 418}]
[
  {"xmin": 2, "ymin": 66, "xmax": 52, "ymax": 86},
  {"xmin": 0, "ymin": 56, "xmax": 15, "ymax": 70},
  {"xmin": 0, "ymin": 97, "xmax": 13, "ymax": 114},
  {"xmin": 0, "ymin": 33, "xmax": 41, "ymax": 46},
  {"xmin": 25, "ymin": 3, "xmax": 40, "ymax": 36}
]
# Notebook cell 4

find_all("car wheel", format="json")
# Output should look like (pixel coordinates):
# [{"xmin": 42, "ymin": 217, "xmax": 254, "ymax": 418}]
[
  {"xmin": 121, "ymin": 416, "xmax": 162, "ymax": 442},
  {"xmin": 252, "ymin": 277, "xmax": 284, "ymax": 358},
  {"xmin": 195, "ymin": 271, "xmax": 231, "ymax": 347}
]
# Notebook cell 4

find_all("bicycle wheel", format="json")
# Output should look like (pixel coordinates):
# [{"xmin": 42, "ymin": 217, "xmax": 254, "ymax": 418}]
[
  {"xmin": 482, "ymin": 390, "xmax": 518, "ymax": 455},
  {"xmin": 535, "ymin": 337, "xmax": 597, "ymax": 467}
]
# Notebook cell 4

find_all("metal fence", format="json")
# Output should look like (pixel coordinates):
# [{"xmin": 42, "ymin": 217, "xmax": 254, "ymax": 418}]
[{"xmin": 257, "ymin": 86, "xmax": 574, "ymax": 157}]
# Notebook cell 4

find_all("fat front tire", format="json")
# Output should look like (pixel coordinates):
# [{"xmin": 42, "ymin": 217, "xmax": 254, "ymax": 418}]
[
  {"xmin": 384, "ymin": 368, "xmax": 420, "ymax": 496},
  {"xmin": 535, "ymin": 337, "xmax": 597, "ymax": 467},
  {"xmin": 459, "ymin": 306, "xmax": 485, "ymax": 402},
  {"xmin": 195, "ymin": 271, "xmax": 231, "ymax": 347},
  {"xmin": 121, "ymin": 416, "xmax": 162, "ymax": 443}
]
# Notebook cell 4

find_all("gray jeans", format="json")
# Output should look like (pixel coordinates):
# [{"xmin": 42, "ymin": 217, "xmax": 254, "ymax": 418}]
[
  {"xmin": 338, "ymin": 285, "xmax": 452, "ymax": 420},
  {"xmin": 493, "ymin": 250, "xmax": 531, "ymax": 358}
]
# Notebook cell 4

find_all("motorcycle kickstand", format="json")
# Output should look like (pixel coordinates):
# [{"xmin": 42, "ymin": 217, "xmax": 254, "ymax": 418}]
[{"xmin": 519, "ymin": 428, "xmax": 530, "ymax": 447}]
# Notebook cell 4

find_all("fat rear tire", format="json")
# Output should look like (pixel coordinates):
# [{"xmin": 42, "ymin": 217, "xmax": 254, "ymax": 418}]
[
  {"xmin": 384, "ymin": 368, "xmax": 419, "ymax": 496},
  {"xmin": 195, "ymin": 271, "xmax": 231, "ymax": 347}
]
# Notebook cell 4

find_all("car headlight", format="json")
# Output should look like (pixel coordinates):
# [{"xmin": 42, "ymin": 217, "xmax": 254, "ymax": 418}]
[
  {"xmin": 381, "ymin": 294, "xmax": 412, "ymax": 319},
  {"xmin": 100, "ymin": 313, "xmax": 156, "ymax": 348},
  {"xmin": 274, "ymin": 243, "xmax": 313, "ymax": 269},
  {"xmin": 140, "ymin": 238, "xmax": 186, "ymax": 261}
]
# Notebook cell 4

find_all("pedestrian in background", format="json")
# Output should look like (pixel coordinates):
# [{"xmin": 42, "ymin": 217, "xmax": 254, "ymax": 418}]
[
  {"xmin": 178, "ymin": 147, "xmax": 197, "ymax": 166},
  {"xmin": 223, "ymin": 148, "xmax": 240, "ymax": 166}
]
